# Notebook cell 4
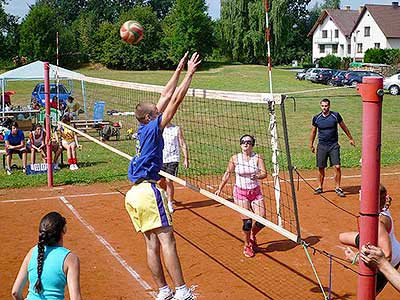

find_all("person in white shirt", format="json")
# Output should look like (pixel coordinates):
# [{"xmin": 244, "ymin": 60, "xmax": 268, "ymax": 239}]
[{"xmin": 160, "ymin": 123, "xmax": 189, "ymax": 213}]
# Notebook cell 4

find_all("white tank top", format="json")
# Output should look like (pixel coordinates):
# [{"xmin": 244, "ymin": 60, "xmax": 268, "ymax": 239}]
[
  {"xmin": 31, "ymin": 130, "xmax": 44, "ymax": 147},
  {"xmin": 235, "ymin": 152, "xmax": 259, "ymax": 189},
  {"xmin": 163, "ymin": 125, "xmax": 180, "ymax": 163},
  {"xmin": 380, "ymin": 209, "xmax": 400, "ymax": 266}
]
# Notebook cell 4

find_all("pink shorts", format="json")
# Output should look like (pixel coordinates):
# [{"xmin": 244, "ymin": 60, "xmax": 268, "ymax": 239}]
[{"xmin": 233, "ymin": 185, "xmax": 263, "ymax": 202}]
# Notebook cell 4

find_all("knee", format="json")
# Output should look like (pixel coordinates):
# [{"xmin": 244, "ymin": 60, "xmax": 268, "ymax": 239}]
[{"xmin": 242, "ymin": 219, "xmax": 252, "ymax": 232}]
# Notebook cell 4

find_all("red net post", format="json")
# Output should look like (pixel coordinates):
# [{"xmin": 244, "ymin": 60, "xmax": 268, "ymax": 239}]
[{"xmin": 44, "ymin": 62, "xmax": 53, "ymax": 187}]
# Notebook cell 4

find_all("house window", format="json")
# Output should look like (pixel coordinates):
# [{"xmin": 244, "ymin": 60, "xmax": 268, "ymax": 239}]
[
  {"xmin": 374, "ymin": 43, "xmax": 380, "ymax": 48},
  {"xmin": 357, "ymin": 43, "xmax": 363, "ymax": 53},
  {"xmin": 364, "ymin": 26, "xmax": 370, "ymax": 37},
  {"xmin": 319, "ymin": 44, "xmax": 325, "ymax": 53},
  {"xmin": 348, "ymin": 44, "xmax": 351, "ymax": 54},
  {"xmin": 332, "ymin": 44, "xmax": 338, "ymax": 53},
  {"xmin": 322, "ymin": 30, "xmax": 328, "ymax": 38},
  {"xmin": 334, "ymin": 29, "xmax": 339, "ymax": 38}
]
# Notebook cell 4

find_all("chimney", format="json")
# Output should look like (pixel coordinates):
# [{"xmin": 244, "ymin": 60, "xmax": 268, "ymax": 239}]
[
  {"xmin": 345, "ymin": 5, "xmax": 351, "ymax": 11},
  {"xmin": 359, "ymin": 5, "xmax": 364, "ymax": 13},
  {"xmin": 392, "ymin": 2, "xmax": 399, "ymax": 7}
]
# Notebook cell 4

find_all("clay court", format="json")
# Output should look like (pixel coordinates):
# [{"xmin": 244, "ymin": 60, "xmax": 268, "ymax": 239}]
[{"xmin": 1, "ymin": 166, "xmax": 400, "ymax": 299}]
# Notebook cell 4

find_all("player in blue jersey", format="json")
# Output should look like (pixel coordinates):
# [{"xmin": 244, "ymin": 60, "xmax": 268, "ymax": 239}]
[
  {"xmin": 310, "ymin": 98, "xmax": 355, "ymax": 197},
  {"xmin": 125, "ymin": 52, "xmax": 201, "ymax": 300}
]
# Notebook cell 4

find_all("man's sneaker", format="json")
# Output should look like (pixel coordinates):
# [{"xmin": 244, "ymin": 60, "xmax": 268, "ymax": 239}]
[
  {"xmin": 167, "ymin": 200, "xmax": 174, "ymax": 213},
  {"xmin": 314, "ymin": 187, "xmax": 323, "ymax": 195},
  {"xmin": 173, "ymin": 290, "xmax": 196, "ymax": 300},
  {"xmin": 249, "ymin": 237, "xmax": 259, "ymax": 252},
  {"xmin": 6, "ymin": 168, "xmax": 12, "ymax": 176},
  {"xmin": 243, "ymin": 245, "xmax": 255, "ymax": 258},
  {"xmin": 335, "ymin": 188, "xmax": 345, "ymax": 197},
  {"xmin": 22, "ymin": 167, "xmax": 26, "ymax": 174},
  {"xmin": 156, "ymin": 291, "xmax": 174, "ymax": 300}
]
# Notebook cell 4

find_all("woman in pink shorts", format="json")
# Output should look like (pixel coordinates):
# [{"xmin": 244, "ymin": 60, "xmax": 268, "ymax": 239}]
[{"xmin": 215, "ymin": 134, "xmax": 268, "ymax": 258}]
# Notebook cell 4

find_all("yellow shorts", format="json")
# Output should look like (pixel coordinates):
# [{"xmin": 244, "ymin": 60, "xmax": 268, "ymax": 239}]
[{"xmin": 125, "ymin": 182, "xmax": 172, "ymax": 232}]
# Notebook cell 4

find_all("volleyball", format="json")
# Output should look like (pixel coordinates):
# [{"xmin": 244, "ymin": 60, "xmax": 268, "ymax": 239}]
[{"xmin": 120, "ymin": 20, "xmax": 144, "ymax": 45}]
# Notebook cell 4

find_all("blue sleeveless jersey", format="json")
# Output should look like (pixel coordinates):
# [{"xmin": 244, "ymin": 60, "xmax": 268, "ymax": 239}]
[
  {"xmin": 27, "ymin": 245, "xmax": 70, "ymax": 300},
  {"xmin": 128, "ymin": 114, "xmax": 164, "ymax": 183}
]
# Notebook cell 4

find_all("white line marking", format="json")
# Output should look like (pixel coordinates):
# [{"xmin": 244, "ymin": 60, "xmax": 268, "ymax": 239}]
[
  {"xmin": 59, "ymin": 196, "xmax": 156, "ymax": 299},
  {"xmin": 0, "ymin": 191, "xmax": 120, "ymax": 203}
]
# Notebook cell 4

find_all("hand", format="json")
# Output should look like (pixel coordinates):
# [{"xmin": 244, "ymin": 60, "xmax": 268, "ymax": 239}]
[
  {"xmin": 360, "ymin": 244, "xmax": 385, "ymax": 267},
  {"xmin": 344, "ymin": 247, "xmax": 356, "ymax": 263},
  {"xmin": 184, "ymin": 158, "xmax": 189, "ymax": 169},
  {"xmin": 215, "ymin": 189, "xmax": 222, "ymax": 196},
  {"xmin": 310, "ymin": 145, "xmax": 315, "ymax": 153},
  {"xmin": 349, "ymin": 139, "xmax": 356, "ymax": 147},
  {"xmin": 176, "ymin": 51, "xmax": 189, "ymax": 72},
  {"xmin": 187, "ymin": 52, "xmax": 201, "ymax": 75},
  {"xmin": 77, "ymin": 144, "xmax": 82, "ymax": 150}
]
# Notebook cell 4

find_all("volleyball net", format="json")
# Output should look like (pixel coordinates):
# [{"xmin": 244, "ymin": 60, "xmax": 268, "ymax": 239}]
[{"xmin": 56, "ymin": 71, "xmax": 301, "ymax": 243}]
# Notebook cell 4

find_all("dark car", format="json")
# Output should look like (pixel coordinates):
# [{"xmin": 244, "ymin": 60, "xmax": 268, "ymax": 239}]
[
  {"xmin": 314, "ymin": 69, "xmax": 337, "ymax": 85},
  {"xmin": 329, "ymin": 70, "xmax": 347, "ymax": 86},
  {"xmin": 343, "ymin": 70, "xmax": 383, "ymax": 87},
  {"xmin": 31, "ymin": 83, "xmax": 71, "ymax": 107}
]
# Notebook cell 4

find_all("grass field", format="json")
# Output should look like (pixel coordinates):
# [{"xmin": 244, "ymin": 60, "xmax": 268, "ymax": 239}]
[{"xmin": 1, "ymin": 64, "xmax": 399, "ymax": 189}]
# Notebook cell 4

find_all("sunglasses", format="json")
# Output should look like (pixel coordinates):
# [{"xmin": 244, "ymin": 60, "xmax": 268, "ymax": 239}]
[{"xmin": 240, "ymin": 140, "xmax": 254, "ymax": 146}]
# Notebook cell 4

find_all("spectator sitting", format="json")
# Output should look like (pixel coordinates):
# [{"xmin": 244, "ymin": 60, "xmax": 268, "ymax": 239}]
[
  {"xmin": 28, "ymin": 124, "xmax": 47, "ymax": 168},
  {"xmin": 31, "ymin": 98, "xmax": 40, "ymax": 110},
  {"xmin": 4, "ymin": 121, "xmax": 27, "ymax": 175},
  {"xmin": 58, "ymin": 114, "xmax": 80, "ymax": 170},
  {"xmin": 65, "ymin": 96, "xmax": 82, "ymax": 119}
]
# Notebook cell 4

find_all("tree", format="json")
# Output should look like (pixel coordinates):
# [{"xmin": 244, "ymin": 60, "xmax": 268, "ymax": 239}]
[
  {"xmin": 19, "ymin": 4, "xmax": 59, "ymax": 63},
  {"xmin": 147, "ymin": 0, "xmax": 175, "ymax": 19},
  {"xmin": 162, "ymin": 0, "xmax": 214, "ymax": 63},
  {"xmin": 0, "ymin": 3, "xmax": 20, "ymax": 64}
]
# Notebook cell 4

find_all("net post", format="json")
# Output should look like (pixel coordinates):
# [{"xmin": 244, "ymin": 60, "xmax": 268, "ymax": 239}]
[
  {"xmin": 356, "ymin": 77, "xmax": 383, "ymax": 300},
  {"xmin": 279, "ymin": 95, "xmax": 302, "ymax": 242},
  {"xmin": 44, "ymin": 62, "xmax": 53, "ymax": 187}
]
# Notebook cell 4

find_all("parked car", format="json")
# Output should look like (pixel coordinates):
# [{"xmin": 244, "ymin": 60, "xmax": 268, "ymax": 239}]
[
  {"xmin": 314, "ymin": 69, "xmax": 337, "ymax": 84},
  {"xmin": 31, "ymin": 83, "xmax": 71, "ymax": 107},
  {"xmin": 295, "ymin": 69, "xmax": 308, "ymax": 80},
  {"xmin": 306, "ymin": 68, "xmax": 329, "ymax": 82},
  {"xmin": 383, "ymin": 73, "xmax": 400, "ymax": 95},
  {"xmin": 329, "ymin": 70, "xmax": 347, "ymax": 86},
  {"xmin": 343, "ymin": 70, "xmax": 383, "ymax": 87}
]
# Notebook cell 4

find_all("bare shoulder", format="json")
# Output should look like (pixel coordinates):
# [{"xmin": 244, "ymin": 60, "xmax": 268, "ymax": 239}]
[{"xmin": 65, "ymin": 251, "xmax": 80, "ymax": 267}]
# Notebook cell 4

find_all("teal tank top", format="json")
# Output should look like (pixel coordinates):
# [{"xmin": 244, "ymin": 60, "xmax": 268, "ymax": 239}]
[{"xmin": 27, "ymin": 245, "xmax": 71, "ymax": 300}]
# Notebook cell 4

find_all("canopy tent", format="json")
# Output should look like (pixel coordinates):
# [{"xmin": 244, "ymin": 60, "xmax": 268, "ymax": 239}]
[{"xmin": 0, "ymin": 61, "xmax": 87, "ymax": 118}]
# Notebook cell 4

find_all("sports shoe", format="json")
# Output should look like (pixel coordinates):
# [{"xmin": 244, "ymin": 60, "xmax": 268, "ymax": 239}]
[
  {"xmin": 243, "ymin": 245, "xmax": 255, "ymax": 258},
  {"xmin": 172, "ymin": 290, "xmax": 196, "ymax": 300},
  {"xmin": 69, "ymin": 164, "xmax": 74, "ymax": 170},
  {"xmin": 156, "ymin": 291, "xmax": 174, "ymax": 300},
  {"xmin": 54, "ymin": 163, "xmax": 60, "ymax": 170},
  {"xmin": 6, "ymin": 168, "xmax": 12, "ymax": 176},
  {"xmin": 249, "ymin": 237, "xmax": 259, "ymax": 252},
  {"xmin": 168, "ymin": 200, "xmax": 174, "ymax": 213},
  {"xmin": 73, "ymin": 164, "xmax": 79, "ymax": 170},
  {"xmin": 335, "ymin": 188, "xmax": 345, "ymax": 197},
  {"xmin": 314, "ymin": 187, "xmax": 323, "ymax": 195}
]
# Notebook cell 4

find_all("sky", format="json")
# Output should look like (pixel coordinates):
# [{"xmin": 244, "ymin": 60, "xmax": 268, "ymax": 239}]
[{"xmin": 3, "ymin": 0, "xmax": 221, "ymax": 19}]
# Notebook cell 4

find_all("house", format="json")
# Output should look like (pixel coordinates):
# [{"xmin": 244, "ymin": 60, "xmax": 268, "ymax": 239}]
[
  {"xmin": 351, "ymin": 3, "xmax": 400, "ymax": 61},
  {"xmin": 308, "ymin": 7, "xmax": 359, "ymax": 62},
  {"xmin": 309, "ymin": 2, "xmax": 400, "ymax": 63}
]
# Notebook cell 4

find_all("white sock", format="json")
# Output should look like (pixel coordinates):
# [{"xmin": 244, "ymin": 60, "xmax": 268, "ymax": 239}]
[
  {"xmin": 174, "ymin": 284, "xmax": 189, "ymax": 298},
  {"xmin": 158, "ymin": 285, "xmax": 172, "ymax": 295}
]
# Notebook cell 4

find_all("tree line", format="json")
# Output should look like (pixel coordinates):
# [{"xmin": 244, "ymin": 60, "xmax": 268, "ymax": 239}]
[{"xmin": 0, "ymin": 0, "xmax": 340, "ymax": 70}]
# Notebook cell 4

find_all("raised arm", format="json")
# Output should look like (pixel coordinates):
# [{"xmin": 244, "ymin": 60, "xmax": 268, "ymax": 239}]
[
  {"xmin": 65, "ymin": 252, "xmax": 82, "ymax": 300},
  {"xmin": 215, "ymin": 155, "xmax": 236, "ymax": 196},
  {"xmin": 339, "ymin": 121, "xmax": 355, "ymax": 147},
  {"xmin": 156, "ymin": 52, "xmax": 189, "ymax": 113},
  {"xmin": 178, "ymin": 127, "xmax": 189, "ymax": 168},
  {"xmin": 160, "ymin": 52, "xmax": 201, "ymax": 129}
]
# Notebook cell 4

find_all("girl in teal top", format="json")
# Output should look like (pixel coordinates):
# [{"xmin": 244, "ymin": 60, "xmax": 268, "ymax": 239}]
[{"xmin": 12, "ymin": 212, "xmax": 82, "ymax": 300}]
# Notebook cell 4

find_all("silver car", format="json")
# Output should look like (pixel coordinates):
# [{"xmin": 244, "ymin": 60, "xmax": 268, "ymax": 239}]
[{"xmin": 384, "ymin": 73, "xmax": 400, "ymax": 95}]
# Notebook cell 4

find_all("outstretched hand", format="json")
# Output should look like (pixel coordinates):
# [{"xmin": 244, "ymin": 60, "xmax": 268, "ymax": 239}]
[
  {"xmin": 176, "ymin": 51, "xmax": 189, "ymax": 72},
  {"xmin": 187, "ymin": 52, "xmax": 201, "ymax": 75},
  {"xmin": 360, "ymin": 244, "xmax": 385, "ymax": 267}
]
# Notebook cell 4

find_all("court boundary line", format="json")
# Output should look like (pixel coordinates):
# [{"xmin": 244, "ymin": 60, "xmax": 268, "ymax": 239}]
[
  {"xmin": 0, "ymin": 191, "xmax": 120, "ymax": 203},
  {"xmin": 59, "ymin": 196, "xmax": 156, "ymax": 299}
]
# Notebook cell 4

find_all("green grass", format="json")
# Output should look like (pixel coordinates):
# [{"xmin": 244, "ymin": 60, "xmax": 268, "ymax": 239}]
[{"xmin": 1, "ymin": 64, "xmax": 399, "ymax": 189}]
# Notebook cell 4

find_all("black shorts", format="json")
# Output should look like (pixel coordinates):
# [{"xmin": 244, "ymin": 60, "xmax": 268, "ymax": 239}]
[
  {"xmin": 6, "ymin": 148, "xmax": 27, "ymax": 158},
  {"xmin": 316, "ymin": 143, "xmax": 340, "ymax": 168},
  {"xmin": 355, "ymin": 233, "xmax": 400, "ymax": 293},
  {"xmin": 161, "ymin": 162, "xmax": 179, "ymax": 177}
]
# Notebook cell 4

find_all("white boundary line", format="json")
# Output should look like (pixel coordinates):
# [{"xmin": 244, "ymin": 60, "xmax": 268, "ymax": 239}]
[
  {"xmin": 0, "ymin": 191, "xmax": 120, "ymax": 203},
  {"xmin": 59, "ymin": 196, "xmax": 156, "ymax": 299}
]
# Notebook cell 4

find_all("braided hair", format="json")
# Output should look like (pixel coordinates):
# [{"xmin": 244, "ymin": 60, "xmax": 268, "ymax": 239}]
[{"xmin": 34, "ymin": 212, "xmax": 66, "ymax": 294}]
